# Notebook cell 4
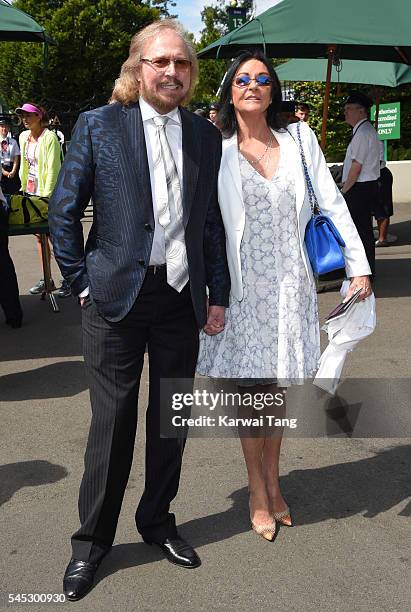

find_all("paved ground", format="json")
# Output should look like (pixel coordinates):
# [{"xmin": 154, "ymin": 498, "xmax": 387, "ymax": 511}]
[{"xmin": 1, "ymin": 204, "xmax": 410, "ymax": 611}]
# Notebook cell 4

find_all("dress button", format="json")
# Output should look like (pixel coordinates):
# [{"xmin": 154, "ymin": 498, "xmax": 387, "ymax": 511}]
[
  {"xmin": 144, "ymin": 223, "xmax": 153, "ymax": 231},
  {"xmin": 138, "ymin": 259, "xmax": 145, "ymax": 266}
]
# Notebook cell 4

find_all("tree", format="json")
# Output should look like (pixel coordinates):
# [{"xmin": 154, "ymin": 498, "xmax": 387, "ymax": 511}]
[
  {"xmin": 151, "ymin": 0, "xmax": 177, "ymax": 18},
  {"xmin": 0, "ymin": 0, "xmax": 160, "ymax": 114},
  {"xmin": 291, "ymin": 80, "xmax": 411, "ymax": 160},
  {"xmin": 193, "ymin": 1, "xmax": 253, "ymax": 106},
  {"xmin": 290, "ymin": 81, "xmax": 351, "ymax": 161}
]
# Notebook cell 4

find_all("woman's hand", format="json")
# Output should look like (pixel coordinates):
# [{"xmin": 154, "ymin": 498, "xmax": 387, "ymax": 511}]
[
  {"xmin": 345, "ymin": 276, "xmax": 373, "ymax": 302},
  {"xmin": 203, "ymin": 305, "xmax": 226, "ymax": 335}
]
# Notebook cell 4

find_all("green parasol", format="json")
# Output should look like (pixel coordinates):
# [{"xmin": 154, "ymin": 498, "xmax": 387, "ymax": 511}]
[
  {"xmin": 0, "ymin": 0, "xmax": 52, "ymax": 43},
  {"xmin": 198, "ymin": 0, "xmax": 411, "ymax": 148},
  {"xmin": 275, "ymin": 58, "xmax": 411, "ymax": 88}
]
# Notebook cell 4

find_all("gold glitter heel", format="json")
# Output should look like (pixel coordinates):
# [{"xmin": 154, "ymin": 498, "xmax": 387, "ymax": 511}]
[
  {"xmin": 251, "ymin": 519, "xmax": 277, "ymax": 541},
  {"xmin": 273, "ymin": 507, "xmax": 292, "ymax": 527}
]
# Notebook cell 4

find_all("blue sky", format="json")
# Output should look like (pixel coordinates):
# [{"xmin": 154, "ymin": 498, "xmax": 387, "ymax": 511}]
[
  {"xmin": 173, "ymin": 0, "xmax": 207, "ymax": 39},
  {"xmin": 173, "ymin": 0, "xmax": 282, "ymax": 40}
]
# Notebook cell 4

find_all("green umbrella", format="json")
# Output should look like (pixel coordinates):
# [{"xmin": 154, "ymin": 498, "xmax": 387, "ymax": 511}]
[
  {"xmin": 198, "ymin": 0, "xmax": 411, "ymax": 62},
  {"xmin": 276, "ymin": 58, "xmax": 411, "ymax": 88},
  {"xmin": 198, "ymin": 0, "xmax": 411, "ymax": 147},
  {"xmin": 0, "ymin": 0, "xmax": 52, "ymax": 43}
]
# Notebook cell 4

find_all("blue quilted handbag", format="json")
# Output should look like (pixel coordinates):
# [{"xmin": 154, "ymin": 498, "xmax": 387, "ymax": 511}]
[
  {"xmin": 305, "ymin": 214, "xmax": 346, "ymax": 276},
  {"xmin": 292, "ymin": 122, "xmax": 346, "ymax": 276}
]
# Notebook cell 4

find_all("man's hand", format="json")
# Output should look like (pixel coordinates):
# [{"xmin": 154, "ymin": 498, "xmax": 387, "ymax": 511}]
[
  {"xmin": 203, "ymin": 305, "xmax": 225, "ymax": 336},
  {"xmin": 341, "ymin": 159, "xmax": 362, "ymax": 194}
]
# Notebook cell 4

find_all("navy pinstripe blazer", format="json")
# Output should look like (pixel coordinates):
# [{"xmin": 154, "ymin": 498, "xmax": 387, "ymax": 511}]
[{"xmin": 48, "ymin": 102, "xmax": 230, "ymax": 325}]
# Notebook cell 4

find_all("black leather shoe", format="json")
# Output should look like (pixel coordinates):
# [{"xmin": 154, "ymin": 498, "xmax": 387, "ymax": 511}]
[
  {"xmin": 63, "ymin": 559, "xmax": 99, "ymax": 601},
  {"xmin": 144, "ymin": 535, "xmax": 201, "ymax": 569}
]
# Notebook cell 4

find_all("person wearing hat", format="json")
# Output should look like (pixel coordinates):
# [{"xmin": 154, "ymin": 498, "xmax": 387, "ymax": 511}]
[
  {"xmin": 0, "ymin": 118, "xmax": 21, "ymax": 195},
  {"xmin": 341, "ymin": 92, "xmax": 380, "ymax": 276},
  {"xmin": 208, "ymin": 103, "xmax": 220, "ymax": 124},
  {"xmin": 15, "ymin": 103, "xmax": 66, "ymax": 296}
]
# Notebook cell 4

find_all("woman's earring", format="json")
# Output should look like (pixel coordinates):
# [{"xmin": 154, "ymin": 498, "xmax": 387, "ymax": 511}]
[{"xmin": 230, "ymin": 99, "xmax": 233, "ymax": 105}]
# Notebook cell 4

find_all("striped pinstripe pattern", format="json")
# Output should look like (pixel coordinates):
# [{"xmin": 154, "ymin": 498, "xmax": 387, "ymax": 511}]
[{"xmin": 49, "ymin": 102, "xmax": 230, "ymax": 326}]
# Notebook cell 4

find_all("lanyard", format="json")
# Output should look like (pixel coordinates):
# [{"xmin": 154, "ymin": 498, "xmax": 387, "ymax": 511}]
[
  {"xmin": 25, "ymin": 130, "xmax": 44, "ymax": 168},
  {"xmin": 352, "ymin": 119, "xmax": 369, "ymax": 139}
]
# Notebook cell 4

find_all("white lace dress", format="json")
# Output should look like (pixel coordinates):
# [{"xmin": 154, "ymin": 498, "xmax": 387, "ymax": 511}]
[{"xmin": 197, "ymin": 150, "xmax": 320, "ymax": 386}]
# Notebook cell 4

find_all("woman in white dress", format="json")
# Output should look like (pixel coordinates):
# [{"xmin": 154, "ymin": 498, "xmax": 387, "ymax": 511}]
[{"xmin": 197, "ymin": 51, "xmax": 372, "ymax": 541}]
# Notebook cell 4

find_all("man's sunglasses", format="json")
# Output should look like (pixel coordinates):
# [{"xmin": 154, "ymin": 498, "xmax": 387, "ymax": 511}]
[
  {"xmin": 233, "ymin": 75, "xmax": 272, "ymax": 88},
  {"xmin": 141, "ymin": 57, "xmax": 192, "ymax": 72}
]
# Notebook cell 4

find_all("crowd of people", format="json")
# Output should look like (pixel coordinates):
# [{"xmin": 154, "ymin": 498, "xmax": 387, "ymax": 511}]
[{"xmin": 0, "ymin": 17, "xmax": 397, "ymax": 603}]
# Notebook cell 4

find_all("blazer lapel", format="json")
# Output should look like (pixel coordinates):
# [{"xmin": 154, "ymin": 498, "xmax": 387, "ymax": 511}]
[
  {"xmin": 120, "ymin": 103, "xmax": 154, "ymax": 224},
  {"xmin": 181, "ymin": 108, "xmax": 200, "ymax": 227},
  {"xmin": 223, "ymin": 133, "xmax": 243, "ymax": 204}
]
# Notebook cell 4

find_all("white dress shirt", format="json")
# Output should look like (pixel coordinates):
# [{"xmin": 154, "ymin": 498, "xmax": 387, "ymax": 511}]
[
  {"xmin": 139, "ymin": 97, "xmax": 183, "ymax": 265},
  {"xmin": 0, "ymin": 136, "xmax": 20, "ymax": 165},
  {"xmin": 379, "ymin": 140, "xmax": 386, "ymax": 169},
  {"xmin": 342, "ymin": 119, "xmax": 380, "ymax": 183}
]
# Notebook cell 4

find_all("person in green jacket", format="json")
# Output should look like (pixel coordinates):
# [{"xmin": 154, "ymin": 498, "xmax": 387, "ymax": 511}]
[{"xmin": 16, "ymin": 102, "xmax": 68, "ymax": 296}]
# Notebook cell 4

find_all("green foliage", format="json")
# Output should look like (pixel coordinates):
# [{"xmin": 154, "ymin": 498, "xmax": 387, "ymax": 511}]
[
  {"xmin": 193, "ymin": 1, "xmax": 253, "ymax": 107},
  {"xmin": 291, "ymin": 80, "xmax": 351, "ymax": 161},
  {"xmin": 292, "ymin": 80, "xmax": 411, "ymax": 160},
  {"xmin": 150, "ymin": 0, "xmax": 177, "ymax": 18},
  {"xmin": 0, "ymin": 0, "xmax": 160, "ymax": 113},
  {"xmin": 388, "ymin": 144, "xmax": 411, "ymax": 160}
]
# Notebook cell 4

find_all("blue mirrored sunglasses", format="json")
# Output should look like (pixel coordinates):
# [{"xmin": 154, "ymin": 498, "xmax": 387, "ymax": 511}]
[{"xmin": 233, "ymin": 75, "xmax": 272, "ymax": 88}]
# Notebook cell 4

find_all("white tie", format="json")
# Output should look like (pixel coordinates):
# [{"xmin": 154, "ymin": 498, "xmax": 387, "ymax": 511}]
[{"xmin": 153, "ymin": 115, "xmax": 188, "ymax": 292}]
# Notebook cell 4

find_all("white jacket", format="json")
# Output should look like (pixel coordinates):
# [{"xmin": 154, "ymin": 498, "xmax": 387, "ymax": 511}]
[{"xmin": 218, "ymin": 121, "xmax": 371, "ymax": 300}]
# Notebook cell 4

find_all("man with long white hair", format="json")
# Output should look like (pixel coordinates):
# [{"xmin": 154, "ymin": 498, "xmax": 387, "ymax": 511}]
[{"xmin": 49, "ymin": 19, "xmax": 229, "ymax": 601}]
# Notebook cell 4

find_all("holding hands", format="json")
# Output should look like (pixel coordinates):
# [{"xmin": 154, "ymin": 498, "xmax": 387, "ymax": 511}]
[{"xmin": 203, "ymin": 304, "xmax": 226, "ymax": 335}]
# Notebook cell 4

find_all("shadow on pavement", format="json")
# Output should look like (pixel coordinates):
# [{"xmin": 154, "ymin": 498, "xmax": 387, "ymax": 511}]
[
  {"xmin": 388, "ymin": 219, "xmax": 411, "ymax": 246},
  {"xmin": 0, "ymin": 295, "xmax": 82, "ymax": 362},
  {"xmin": 0, "ymin": 361, "xmax": 87, "ymax": 401},
  {"xmin": 0, "ymin": 460, "xmax": 68, "ymax": 507},
  {"xmin": 374, "ymin": 258, "xmax": 411, "ymax": 298},
  {"xmin": 96, "ymin": 542, "xmax": 165, "ymax": 580},
  {"xmin": 87, "ymin": 444, "xmax": 410, "ymax": 582},
  {"xmin": 279, "ymin": 443, "xmax": 411, "ymax": 525},
  {"xmin": 96, "ymin": 489, "xmax": 252, "ymax": 581}
]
